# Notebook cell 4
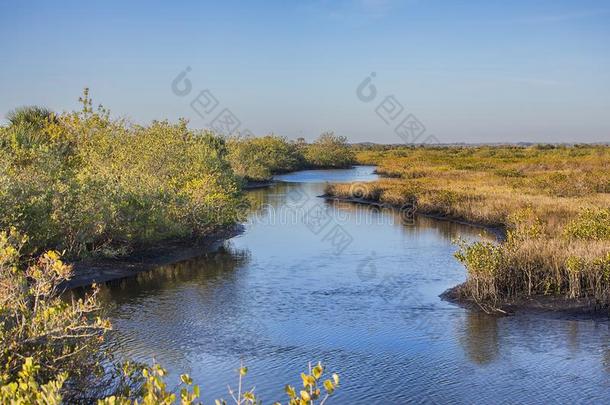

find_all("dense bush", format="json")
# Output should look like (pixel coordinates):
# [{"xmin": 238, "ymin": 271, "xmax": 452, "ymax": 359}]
[
  {"xmin": 227, "ymin": 135, "xmax": 304, "ymax": 181},
  {"xmin": 303, "ymin": 132, "xmax": 355, "ymax": 169},
  {"xmin": 564, "ymin": 208, "xmax": 610, "ymax": 241},
  {"xmin": 0, "ymin": 90, "xmax": 246, "ymax": 258},
  {"xmin": 226, "ymin": 132, "xmax": 355, "ymax": 182}
]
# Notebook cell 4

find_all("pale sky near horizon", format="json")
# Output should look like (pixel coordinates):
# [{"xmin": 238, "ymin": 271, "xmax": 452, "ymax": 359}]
[{"xmin": 1, "ymin": 0, "xmax": 609, "ymax": 143}]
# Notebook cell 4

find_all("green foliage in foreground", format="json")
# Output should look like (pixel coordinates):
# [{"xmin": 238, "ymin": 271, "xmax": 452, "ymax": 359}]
[
  {"xmin": 3, "ymin": 360, "xmax": 339, "ymax": 405},
  {"xmin": 0, "ymin": 229, "xmax": 110, "ymax": 400},
  {"xmin": 0, "ymin": 91, "xmax": 246, "ymax": 258}
]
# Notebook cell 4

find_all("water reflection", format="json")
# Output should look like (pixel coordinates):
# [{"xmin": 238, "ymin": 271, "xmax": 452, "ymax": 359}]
[
  {"xmin": 246, "ymin": 182, "xmax": 493, "ymax": 245},
  {"xmin": 103, "ymin": 246, "xmax": 250, "ymax": 303},
  {"xmin": 458, "ymin": 312, "xmax": 500, "ymax": 365}
]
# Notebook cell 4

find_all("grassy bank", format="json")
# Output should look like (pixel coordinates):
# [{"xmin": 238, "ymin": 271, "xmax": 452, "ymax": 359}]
[{"xmin": 325, "ymin": 145, "xmax": 610, "ymax": 312}]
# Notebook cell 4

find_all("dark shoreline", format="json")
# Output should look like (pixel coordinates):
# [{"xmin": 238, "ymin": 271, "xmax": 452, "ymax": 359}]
[
  {"xmin": 243, "ymin": 180, "xmax": 275, "ymax": 190},
  {"xmin": 320, "ymin": 194, "xmax": 608, "ymax": 319},
  {"xmin": 441, "ymin": 285, "xmax": 608, "ymax": 319},
  {"xmin": 321, "ymin": 194, "xmax": 507, "ymax": 241},
  {"xmin": 64, "ymin": 225, "xmax": 243, "ymax": 290}
]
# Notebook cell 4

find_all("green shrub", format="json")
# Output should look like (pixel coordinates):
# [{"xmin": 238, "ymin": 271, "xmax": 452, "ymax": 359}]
[
  {"xmin": 455, "ymin": 240, "xmax": 503, "ymax": 278},
  {"xmin": 564, "ymin": 208, "xmax": 610, "ymax": 241},
  {"xmin": 303, "ymin": 132, "xmax": 355, "ymax": 169},
  {"xmin": 227, "ymin": 132, "xmax": 355, "ymax": 181},
  {"xmin": 0, "ymin": 229, "xmax": 110, "ymax": 399},
  {"xmin": 0, "ymin": 90, "xmax": 246, "ymax": 258},
  {"xmin": 0, "ymin": 358, "xmax": 65, "ymax": 404},
  {"xmin": 227, "ymin": 135, "xmax": 304, "ymax": 181},
  {"xmin": 6, "ymin": 106, "xmax": 56, "ymax": 129},
  {"xmin": 454, "ymin": 239, "xmax": 503, "ymax": 303}
]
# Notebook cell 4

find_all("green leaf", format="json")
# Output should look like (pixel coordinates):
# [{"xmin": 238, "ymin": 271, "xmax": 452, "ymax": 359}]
[
  {"xmin": 285, "ymin": 384, "xmax": 297, "ymax": 398},
  {"xmin": 180, "ymin": 374, "xmax": 193, "ymax": 385},
  {"xmin": 301, "ymin": 373, "xmax": 315, "ymax": 387},
  {"xmin": 312, "ymin": 364, "xmax": 323, "ymax": 379}
]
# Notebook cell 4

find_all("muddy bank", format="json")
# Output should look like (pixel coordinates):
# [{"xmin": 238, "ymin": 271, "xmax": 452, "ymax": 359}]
[
  {"xmin": 64, "ymin": 225, "xmax": 243, "ymax": 290},
  {"xmin": 321, "ymin": 194, "xmax": 506, "ymax": 240},
  {"xmin": 441, "ymin": 284, "xmax": 609, "ymax": 319},
  {"xmin": 243, "ymin": 180, "xmax": 275, "ymax": 190}
]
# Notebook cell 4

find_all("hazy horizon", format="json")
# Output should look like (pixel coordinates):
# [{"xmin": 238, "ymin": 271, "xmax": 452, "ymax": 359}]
[{"xmin": 1, "ymin": 0, "xmax": 609, "ymax": 144}]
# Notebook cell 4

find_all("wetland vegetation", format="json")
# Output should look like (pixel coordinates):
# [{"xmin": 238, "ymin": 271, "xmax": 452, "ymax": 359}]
[
  {"xmin": 326, "ymin": 145, "xmax": 610, "ymax": 312},
  {"xmin": 1, "ymin": 94, "xmax": 608, "ymax": 402}
]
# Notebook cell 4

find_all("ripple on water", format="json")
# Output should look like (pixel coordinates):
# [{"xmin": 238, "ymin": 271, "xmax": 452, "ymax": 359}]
[{"xmin": 102, "ymin": 167, "xmax": 610, "ymax": 403}]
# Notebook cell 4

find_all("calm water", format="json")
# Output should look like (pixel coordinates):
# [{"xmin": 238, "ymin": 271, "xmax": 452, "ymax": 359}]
[{"xmin": 102, "ymin": 166, "xmax": 610, "ymax": 403}]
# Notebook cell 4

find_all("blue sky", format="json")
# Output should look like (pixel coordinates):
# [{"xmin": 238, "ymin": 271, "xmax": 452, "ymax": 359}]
[{"xmin": 1, "ymin": 0, "xmax": 609, "ymax": 143}]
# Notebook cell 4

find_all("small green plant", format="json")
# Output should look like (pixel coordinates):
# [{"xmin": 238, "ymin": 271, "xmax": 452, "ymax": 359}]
[
  {"xmin": 454, "ymin": 238, "xmax": 504, "ymax": 304},
  {"xmin": 454, "ymin": 239, "xmax": 503, "ymax": 278},
  {"xmin": 507, "ymin": 207, "xmax": 544, "ymax": 242},
  {"xmin": 0, "ymin": 358, "xmax": 65, "ymax": 404},
  {"xmin": 1, "ymin": 359, "xmax": 339, "ymax": 405},
  {"xmin": 280, "ymin": 362, "xmax": 339, "ymax": 405},
  {"xmin": 6, "ymin": 105, "xmax": 56, "ymax": 129}
]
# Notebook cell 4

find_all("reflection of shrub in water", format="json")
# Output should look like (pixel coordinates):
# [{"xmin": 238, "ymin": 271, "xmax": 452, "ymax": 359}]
[
  {"xmin": 459, "ymin": 312, "xmax": 499, "ymax": 366},
  {"xmin": 112, "ymin": 247, "xmax": 251, "ymax": 293}
]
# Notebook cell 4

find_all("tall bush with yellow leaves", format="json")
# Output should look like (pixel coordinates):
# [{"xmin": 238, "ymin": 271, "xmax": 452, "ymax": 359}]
[{"xmin": 0, "ymin": 90, "xmax": 246, "ymax": 258}]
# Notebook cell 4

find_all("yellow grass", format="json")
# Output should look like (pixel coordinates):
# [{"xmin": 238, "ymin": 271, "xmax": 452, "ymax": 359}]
[{"xmin": 327, "ymin": 145, "xmax": 610, "ymax": 308}]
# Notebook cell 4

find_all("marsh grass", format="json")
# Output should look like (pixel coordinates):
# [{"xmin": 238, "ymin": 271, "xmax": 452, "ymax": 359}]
[{"xmin": 327, "ymin": 146, "xmax": 610, "ymax": 310}]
